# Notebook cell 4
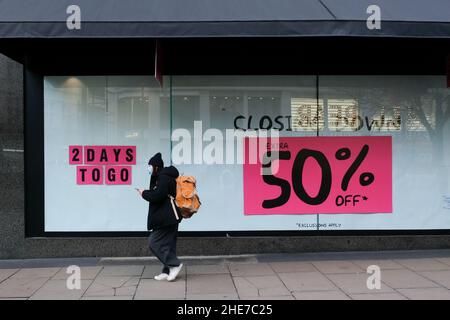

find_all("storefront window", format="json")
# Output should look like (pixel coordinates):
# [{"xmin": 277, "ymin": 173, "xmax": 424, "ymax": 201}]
[
  {"xmin": 44, "ymin": 76, "xmax": 170, "ymax": 231},
  {"xmin": 171, "ymin": 76, "xmax": 318, "ymax": 231},
  {"xmin": 318, "ymin": 76, "xmax": 450, "ymax": 230},
  {"xmin": 43, "ymin": 75, "xmax": 450, "ymax": 232}
]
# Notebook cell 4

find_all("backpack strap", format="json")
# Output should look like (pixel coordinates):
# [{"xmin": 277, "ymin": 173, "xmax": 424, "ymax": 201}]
[{"xmin": 168, "ymin": 195, "xmax": 180, "ymax": 221}]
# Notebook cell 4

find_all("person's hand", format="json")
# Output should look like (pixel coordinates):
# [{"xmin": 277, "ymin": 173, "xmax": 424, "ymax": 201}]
[{"xmin": 136, "ymin": 188, "xmax": 144, "ymax": 196}]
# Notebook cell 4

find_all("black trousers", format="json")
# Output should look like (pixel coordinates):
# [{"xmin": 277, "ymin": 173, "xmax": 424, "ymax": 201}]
[{"xmin": 148, "ymin": 223, "xmax": 181, "ymax": 274}]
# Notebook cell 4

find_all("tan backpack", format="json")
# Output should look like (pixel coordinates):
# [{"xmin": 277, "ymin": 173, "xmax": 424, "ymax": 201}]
[{"xmin": 175, "ymin": 176, "xmax": 201, "ymax": 218}]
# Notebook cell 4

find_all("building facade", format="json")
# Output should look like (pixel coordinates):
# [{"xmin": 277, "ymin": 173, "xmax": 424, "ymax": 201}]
[{"xmin": 1, "ymin": 1, "xmax": 450, "ymax": 258}]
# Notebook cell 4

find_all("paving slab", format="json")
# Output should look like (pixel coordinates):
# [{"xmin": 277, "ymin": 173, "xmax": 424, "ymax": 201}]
[
  {"xmin": 278, "ymin": 272, "xmax": 338, "ymax": 292},
  {"xmin": 397, "ymin": 288, "xmax": 450, "ymax": 300},
  {"xmin": 142, "ymin": 265, "xmax": 165, "ymax": 279},
  {"xmin": 187, "ymin": 274, "xmax": 236, "ymax": 295},
  {"xmin": 83, "ymin": 276, "xmax": 140, "ymax": 297},
  {"xmin": 394, "ymin": 259, "xmax": 450, "ymax": 272},
  {"xmin": 94, "ymin": 276, "xmax": 139, "ymax": 288},
  {"xmin": 187, "ymin": 293, "xmax": 239, "ymax": 300},
  {"xmin": 229, "ymin": 263, "xmax": 275, "ymax": 277},
  {"xmin": 351, "ymin": 260, "xmax": 405, "ymax": 270},
  {"xmin": 233, "ymin": 276, "xmax": 258, "ymax": 298},
  {"xmin": 0, "ymin": 269, "xmax": 18, "ymax": 283},
  {"xmin": 419, "ymin": 270, "xmax": 450, "ymax": 289},
  {"xmin": 29, "ymin": 280, "xmax": 92, "ymax": 300},
  {"xmin": 10, "ymin": 268, "xmax": 61, "ymax": 279},
  {"xmin": 187, "ymin": 264, "xmax": 230, "ymax": 275},
  {"xmin": 269, "ymin": 262, "xmax": 317, "ymax": 273},
  {"xmin": 436, "ymin": 257, "xmax": 450, "ymax": 267},
  {"xmin": 312, "ymin": 261, "xmax": 364, "ymax": 274},
  {"xmin": 83, "ymin": 283, "xmax": 115, "ymax": 297},
  {"xmin": 134, "ymin": 279, "xmax": 185, "ymax": 300},
  {"xmin": 259, "ymin": 286, "xmax": 291, "ymax": 297},
  {"xmin": 241, "ymin": 295, "xmax": 295, "ymax": 300},
  {"xmin": 327, "ymin": 273, "xmax": 395, "ymax": 295},
  {"xmin": 292, "ymin": 290, "xmax": 350, "ymax": 300},
  {"xmin": 97, "ymin": 265, "xmax": 144, "ymax": 277},
  {"xmin": 350, "ymin": 292, "xmax": 408, "ymax": 300},
  {"xmin": 380, "ymin": 269, "xmax": 440, "ymax": 289},
  {"xmin": 115, "ymin": 285, "xmax": 138, "ymax": 297},
  {"xmin": 0, "ymin": 277, "xmax": 49, "ymax": 298},
  {"xmin": 2, "ymin": 250, "xmax": 450, "ymax": 300},
  {"xmin": 52, "ymin": 266, "xmax": 103, "ymax": 280},
  {"xmin": 233, "ymin": 275, "xmax": 290, "ymax": 298},
  {"xmin": 81, "ymin": 296, "xmax": 134, "ymax": 300},
  {"xmin": 113, "ymin": 277, "xmax": 140, "ymax": 297}
]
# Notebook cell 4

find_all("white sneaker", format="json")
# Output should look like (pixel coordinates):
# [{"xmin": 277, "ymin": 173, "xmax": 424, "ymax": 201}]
[
  {"xmin": 167, "ymin": 263, "xmax": 183, "ymax": 281},
  {"xmin": 154, "ymin": 273, "xmax": 169, "ymax": 281}
]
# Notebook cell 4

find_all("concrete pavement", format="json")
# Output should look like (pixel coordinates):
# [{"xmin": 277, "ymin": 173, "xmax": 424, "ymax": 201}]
[{"xmin": 1, "ymin": 250, "xmax": 450, "ymax": 300}]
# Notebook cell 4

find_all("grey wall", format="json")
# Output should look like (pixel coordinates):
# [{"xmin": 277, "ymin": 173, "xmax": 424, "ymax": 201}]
[{"xmin": 1, "ymin": 53, "xmax": 450, "ymax": 259}]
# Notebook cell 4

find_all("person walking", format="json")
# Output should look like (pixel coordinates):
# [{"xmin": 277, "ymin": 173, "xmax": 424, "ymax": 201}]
[{"xmin": 137, "ymin": 152, "xmax": 183, "ymax": 281}]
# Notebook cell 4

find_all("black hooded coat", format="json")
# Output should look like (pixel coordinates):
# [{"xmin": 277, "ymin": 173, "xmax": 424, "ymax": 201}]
[{"xmin": 142, "ymin": 166, "xmax": 181, "ymax": 230}]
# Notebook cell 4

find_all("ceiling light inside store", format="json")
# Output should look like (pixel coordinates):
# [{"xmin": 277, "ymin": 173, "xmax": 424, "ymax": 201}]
[{"xmin": 63, "ymin": 77, "xmax": 83, "ymax": 87}]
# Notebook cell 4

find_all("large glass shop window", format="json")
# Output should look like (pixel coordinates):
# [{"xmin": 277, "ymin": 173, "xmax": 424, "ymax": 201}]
[
  {"xmin": 171, "ymin": 76, "xmax": 450, "ymax": 232},
  {"xmin": 317, "ymin": 76, "xmax": 450, "ymax": 230},
  {"xmin": 170, "ymin": 76, "xmax": 319, "ymax": 231},
  {"xmin": 43, "ymin": 76, "xmax": 450, "ymax": 232},
  {"xmin": 44, "ymin": 76, "xmax": 170, "ymax": 231}
]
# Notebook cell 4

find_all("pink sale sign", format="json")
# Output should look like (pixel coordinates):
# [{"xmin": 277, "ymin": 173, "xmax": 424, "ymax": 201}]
[
  {"xmin": 243, "ymin": 136, "xmax": 392, "ymax": 215},
  {"xmin": 69, "ymin": 145, "xmax": 136, "ymax": 185},
  {"xmin": 76, "ymin": 166, "xmax": 103, "ymax": 185}
]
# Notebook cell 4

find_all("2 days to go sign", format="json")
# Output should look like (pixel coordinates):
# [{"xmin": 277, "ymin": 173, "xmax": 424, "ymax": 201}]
[
  {"xmin": 243, "ymin": 136, "xmax": 392, "ymax": 215},
  {"xmin": 69, "ymin": 145, "xmax": 136, "ymax": 185}
]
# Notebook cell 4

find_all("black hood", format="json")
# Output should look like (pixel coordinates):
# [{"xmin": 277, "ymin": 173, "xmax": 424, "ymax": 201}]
[{"xmin": 159, "ymin": 166, "xmax": 179, "ymax": 179}]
